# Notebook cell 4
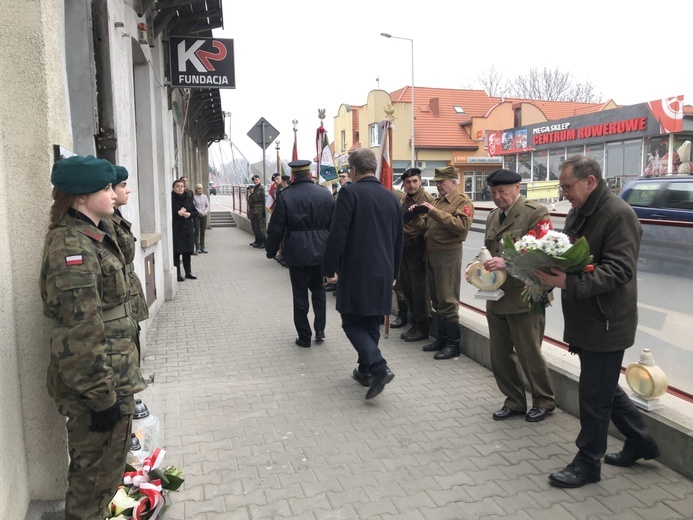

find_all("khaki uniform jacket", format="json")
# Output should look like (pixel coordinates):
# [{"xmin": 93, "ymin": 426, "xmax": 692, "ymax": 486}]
[
  {"xmin": 401, "ymin": 187, "xmax": 434, "ymax": 248},
  {"xmin": 424, "ymin": 189, "xmax": 474, "ymax": 251},
  {"xmin": 103, "ymin": 210, "xmax": 149, "ymax": 322},
  {"xmin": 484, "ymin": 196, "xmax": 550, "ymax": 314},
  {"xmin": 40, "ymin": 214, "xmax": 147, "ymax": 413}
]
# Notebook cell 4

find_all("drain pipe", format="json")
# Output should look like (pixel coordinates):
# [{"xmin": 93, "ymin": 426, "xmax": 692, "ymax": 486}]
[{"xmin": 92, "ymin": 0, "xmax": 117, "ymax": 164}]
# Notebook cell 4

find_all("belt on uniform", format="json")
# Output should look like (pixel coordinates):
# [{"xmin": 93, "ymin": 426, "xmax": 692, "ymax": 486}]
[
  {"xmin": 124, "ymin": 264, "xmax": 135, "ymax": 274},
  {"xmin": 102, "ymin": 301, "xmax": 132, "ymax": 322}
]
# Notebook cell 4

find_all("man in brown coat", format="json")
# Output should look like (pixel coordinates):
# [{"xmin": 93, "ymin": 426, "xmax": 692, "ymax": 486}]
[{"xmin": 413, "ymin": 166, "xmax": 474, "ymax": 360}]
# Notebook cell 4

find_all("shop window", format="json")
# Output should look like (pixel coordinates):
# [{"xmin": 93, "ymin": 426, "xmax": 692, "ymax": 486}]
[
  {"xmin": 369, "ymin": 123, "xmax": 379, "ymax": 147},
  {"xmin": 533, "ymin": 150, "xmax": 548, "ymax": 181},
  {"xmin": 585, "ymin": 144, "xmax": 604, "ymax": 171},
  {"xmin": 549, "ymin": 149, "xmax": 565, "ymax": 180},
  {"xmin": 566, "ymin": 145, "xmax": 584, "ymax": 158},
  {"xmin": 517, "ymin": 152, "xmax": 531, "ymax": 180},
  {"xmin": 504, "ymin": 154, "xmax": 517, "ymax": 173}
]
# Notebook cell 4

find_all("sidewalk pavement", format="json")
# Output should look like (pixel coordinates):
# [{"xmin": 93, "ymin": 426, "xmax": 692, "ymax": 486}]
[{"xmin": 140, "ymin": 224, "xmax": 693, "ymax": 520}]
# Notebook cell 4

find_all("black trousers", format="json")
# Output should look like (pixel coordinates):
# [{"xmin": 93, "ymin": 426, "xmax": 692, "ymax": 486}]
[
  {"xmin": 341, "ymin": 314, "xmax": 387, "ymax": 376},
  {"xmin": 173, "ymin": 252, "xmax": 192, "ymax": 274},
  {"xmin": 288, "ymin": 265, "xmax": 326, "ymax": 342},
  {"xmin": 572, "ymin": 348, "xmax": 654, "ymax": 472}
]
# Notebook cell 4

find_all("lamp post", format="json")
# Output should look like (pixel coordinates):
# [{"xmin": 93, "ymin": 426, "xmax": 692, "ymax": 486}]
[{"xmin": 380, "ymin": 32, "xmax": 415, "ymax": 168}]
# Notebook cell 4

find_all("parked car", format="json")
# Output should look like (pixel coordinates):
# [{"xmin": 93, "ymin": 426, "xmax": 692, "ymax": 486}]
[
  {"xmin": 620, "ymin": 176, "xmax": 693, "ymax": 222},
  {"xmin": 208, "ymin": 182, "xmax": 217, "ymax": 195}
]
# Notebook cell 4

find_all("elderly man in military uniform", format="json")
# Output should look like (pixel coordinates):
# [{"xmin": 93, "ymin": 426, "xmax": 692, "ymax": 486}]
[
  {"xmin": 248, "ymin": 174, "xmax": 266, "ymax": 247},
  {"xmin": 397, "ymin": 168, "xmax": 435, "ymax": 341},
  {"xmin": 413, "ymin": 165, "xmax": 474, "ymax": 360},
  {"xmin": 474, "ymin": 168, "xmax": 555, "ymax": 422}
]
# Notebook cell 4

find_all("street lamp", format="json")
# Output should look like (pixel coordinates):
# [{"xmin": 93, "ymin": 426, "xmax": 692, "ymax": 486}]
[{"xmin": 380, "ymin": 32, "xmax": 415, "ymax": 168}]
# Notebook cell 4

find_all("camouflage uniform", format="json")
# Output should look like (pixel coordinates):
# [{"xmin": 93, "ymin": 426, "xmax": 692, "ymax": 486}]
[
  {"xmin": 102, "ymin": 209, "xmax": 149, "ymax": 322},
  {"xmin": 248, "ymin": 183, "xmax": 266, "ymax": 243},
  {"xmin": 40, "ymin": 212, "xmax": 148, "ymax": 520}
]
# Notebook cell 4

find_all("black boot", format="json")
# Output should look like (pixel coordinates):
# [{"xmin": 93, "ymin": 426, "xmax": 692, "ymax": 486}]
[
  {"xmin": 176, "ymin": 266, "xmax": 184, "ymax": 282},
  {"xmin": 390, "ymin": 300, "xmax": 408, "ymax": 328},
  {"xmin": 434, "ymin": 321, "xmax": 461, "ymax": 360},
  {"xmin": 423, "ymin": 316, "xmax": 447, "ymax": 352}
]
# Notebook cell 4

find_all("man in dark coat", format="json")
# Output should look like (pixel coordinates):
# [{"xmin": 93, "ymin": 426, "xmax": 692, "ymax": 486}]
[
  {"xmin": 537, "ymin": 155, "xmax": 658, "ymax": 488},
  {"xmin": 266, "ymin": 160, "xmax": 334, "ymax": 348},
  {"xmin": 322, "ymin": 148, "xmax": 403, "ymax": 400}
]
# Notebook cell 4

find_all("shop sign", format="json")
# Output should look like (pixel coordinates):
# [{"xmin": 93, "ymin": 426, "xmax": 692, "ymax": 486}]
[
  {"xmin": 169, "ymin": 37, "xmax": 235, "ymax": 89},
  {"xmin": 454, "ymin": 156, "xmax": 502, "ymax": 164}
]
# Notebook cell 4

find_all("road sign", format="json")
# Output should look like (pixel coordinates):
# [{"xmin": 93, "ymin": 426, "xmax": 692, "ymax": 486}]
[{"xmin": 247, "ymin": 117, "xmax": 279, "ymax": 150}]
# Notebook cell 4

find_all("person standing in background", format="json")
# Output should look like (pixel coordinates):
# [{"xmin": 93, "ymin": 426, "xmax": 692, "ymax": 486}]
[
  {"xmin": 248, "ymin": 175, "xmax": 266, "ymax": 248},
  {"xmin": 193, "ymin": 183, "xmax": 210, "ymax": 254},
  {"xmin": 171, "ymin": 179, "xmax": 198, "ymax": 281}
]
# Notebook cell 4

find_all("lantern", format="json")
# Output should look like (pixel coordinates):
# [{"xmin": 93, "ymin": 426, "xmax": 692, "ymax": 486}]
[
  {"xmin": 625, "ymin": 349, "xmax": 668, "ymax": 411},
  {"xmin": 131, "ymin": 398, "xmax": 160, "ymax": 455},
  {"xmin": 126, "ymin": 432, "xmax": 146, "ymax": 469}
]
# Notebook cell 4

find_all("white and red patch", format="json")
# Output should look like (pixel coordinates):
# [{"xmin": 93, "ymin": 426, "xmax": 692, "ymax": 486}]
[
  {"xmin": 65, "ymin": 255, "xmax": 83, "ymax": 266},
  {"xmin": 462, "ymin": 205, "xmax": 472, "ymax": 217}
]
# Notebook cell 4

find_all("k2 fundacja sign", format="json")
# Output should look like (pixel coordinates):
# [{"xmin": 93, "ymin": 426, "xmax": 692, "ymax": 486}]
[{"xmin": 169, "ymin": 36, "xmax": 235, "ymax": 89}]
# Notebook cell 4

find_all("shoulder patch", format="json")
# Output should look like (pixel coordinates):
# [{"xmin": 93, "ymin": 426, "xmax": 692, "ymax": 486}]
[
  {"xmin": 463, "ymin": 205, "xmax": 472, "ymax": 217},
  {"xmin": 65, "ymin": 255, "xmax": 83, "ymax": 266}
]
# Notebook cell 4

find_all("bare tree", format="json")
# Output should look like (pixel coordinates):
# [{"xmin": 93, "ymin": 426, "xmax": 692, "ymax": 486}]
[{"xmin": 477, "ymin": 66, "xmax": 509, "ymax": 98}]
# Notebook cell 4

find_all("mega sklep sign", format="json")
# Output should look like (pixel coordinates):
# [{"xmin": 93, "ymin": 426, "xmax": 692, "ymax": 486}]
[{"xmin": 169, "ymin": 37, "xmax": 235, "ymax": 89}]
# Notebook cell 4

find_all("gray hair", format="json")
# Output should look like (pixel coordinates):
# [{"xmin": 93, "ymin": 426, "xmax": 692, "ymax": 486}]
[{"xmin": 348, "ymin": 148, "xmax": 377, "ymax": 175}]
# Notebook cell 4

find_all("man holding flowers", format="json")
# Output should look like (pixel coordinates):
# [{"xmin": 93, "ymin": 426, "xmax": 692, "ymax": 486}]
[
  {"xmin": 537, "ymin": 155, "xmax": 658, "ymax": 488},
  {"xmin": 473, "ymin": 168, "xmax": 556, "ymax": 423}
]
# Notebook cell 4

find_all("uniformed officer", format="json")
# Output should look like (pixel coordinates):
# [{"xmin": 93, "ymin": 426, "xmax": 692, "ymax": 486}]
[
  {"xmin": 266, "ymin": 160, "xmax": 334, "ymax": 347},
  {"xmin": 475, "ymin": 168, "xmax": 555, "ymax": 422},
  {"xmin": 40, "ymin": 155, "xmax": 148, "ymax": 520},
  {"xmin": 398, "ymin": 168, "xmax": 435, "ymax": 341},
  {"xmin": 248, "ymin": 174, "xmax": 266, "ymax": 247},
  {"xmin": 102, "ymin": 165, "xmax": 149, "ymax": 324},
  {"xmin": 414, "ymin": 165, "xmax": 474, "ymax": 360}
]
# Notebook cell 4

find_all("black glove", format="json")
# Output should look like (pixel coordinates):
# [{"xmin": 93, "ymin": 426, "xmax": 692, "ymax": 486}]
[{"xmin": 89, "ymin": 402, "xmax": 122, "ymax": 432}]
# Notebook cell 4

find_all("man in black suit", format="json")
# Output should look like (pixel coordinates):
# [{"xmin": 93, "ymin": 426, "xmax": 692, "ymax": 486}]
[
  {"xmin": 322, "ymin": 148, "xmax": 403, "ymax": 399},
  {"xmin": 266, "ymin": 160, "xmax": 334, "ymax": 348}
]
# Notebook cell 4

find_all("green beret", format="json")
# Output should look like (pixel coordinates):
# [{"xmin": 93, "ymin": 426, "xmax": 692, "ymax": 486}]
[
  {"xmin": 51, "ymin": 155, "xmax": 116, "ymax": 195},
  {"xmin": 432, "ymin": 166, "xmax": 459, "ymax": 182},
  {"xmin": 114, "ymin": 165, "xmax": 129, "ymax": 184},
  {"xmin": 487, "ymin": 168, "xmax": 521, "ymax": 186}
]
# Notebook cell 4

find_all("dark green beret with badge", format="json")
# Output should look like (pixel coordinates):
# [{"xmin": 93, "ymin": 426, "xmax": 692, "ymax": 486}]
[
  {"xmin": 51, "ymin": 155, "xmax": 116, "ymax": 195},
  {"xmin": 432, "ymin": 165, "xmax": 459, "ymax": 182},
  {"xmin": 114, "ymin": 165, "xmax": 129, "ymax": 184}
]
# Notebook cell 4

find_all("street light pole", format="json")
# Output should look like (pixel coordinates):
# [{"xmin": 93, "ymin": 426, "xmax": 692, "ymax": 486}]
[{"xmin": 380, "ymin": 32, "xmax": 415, "ymax": 168}]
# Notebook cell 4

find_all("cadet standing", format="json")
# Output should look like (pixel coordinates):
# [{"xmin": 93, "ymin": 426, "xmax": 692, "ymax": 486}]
[
  {"xmin": 414, "ymin": 166, "xmax": 473, "ymax": 360},
  {"xmin": 40, "ymin": 155, "xmax": 147, "ymax": 520},
  {"xmin": 398, "ymin": 168, "xmax": 435, "ymax": 341},
  {"xmin": 265, "ymin": 160, "xmax": 334, "ymax": 347},
  {"xmin": 476, "ymin": 168, "xmax": 555, "ymax": 422},
  {"xmin": 248, "ymin": 174, "xmax": 266, "ymax": 247}
]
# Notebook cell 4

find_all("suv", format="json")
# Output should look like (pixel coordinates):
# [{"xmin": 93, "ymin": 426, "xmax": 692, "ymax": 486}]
[{"xmin": 620, "ymin": 176, "xmax": 693, "ymax": 222}]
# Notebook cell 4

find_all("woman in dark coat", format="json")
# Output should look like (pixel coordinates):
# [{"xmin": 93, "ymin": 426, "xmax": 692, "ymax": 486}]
[{"xmin": 171, "ymin": 179, "xmax": 198, "ymax": 281}]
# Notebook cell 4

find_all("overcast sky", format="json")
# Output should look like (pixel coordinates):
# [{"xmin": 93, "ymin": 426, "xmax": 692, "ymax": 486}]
[{"xmin": 213, "ymin": 0, "xmax": 693, "ymax": 164}]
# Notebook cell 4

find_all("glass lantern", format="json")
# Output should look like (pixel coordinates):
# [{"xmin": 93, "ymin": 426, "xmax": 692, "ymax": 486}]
[
  {"xmin": 126, "ymin": 432, "xmax": 146, "ymax": 469},
  {"xmin": 625, "ymin": 348, "xmax": 668, "ymax": 411},
  {"xmin": 131, "ymin": 398, "xmax": 160, "ymax": 455}
]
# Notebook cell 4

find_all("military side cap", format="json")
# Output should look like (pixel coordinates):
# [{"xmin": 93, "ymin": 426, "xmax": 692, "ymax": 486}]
[
  {"xmin": 400, "ymin": 167, "xmax": 422, "ymax": 180},
  {"xmin": 487, "ymin": 168, "xmax": 521, "ymax": 186},
  {"xmin": 51, "ymin": 155, "xmax": 116, "ymax": 195},
  {"xmin": 432, "ymin": 166, "xmax": 458, "ymax": 182},
  {"xmin": 114, "ymin": 165, "xmax": 129, "ymax": 184},
  {"xmin": 288, "ymin": 160, "xmax": 311, "ymax": 173}
]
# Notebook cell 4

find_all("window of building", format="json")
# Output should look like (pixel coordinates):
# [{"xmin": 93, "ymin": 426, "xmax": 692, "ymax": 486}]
[
  {"xmin": 549, "ymin": 148, "xmax": 565, "ymax": 180},
  {"xmin": 566, "ymin": 145, "xmax": 584, "ymax": 157},
  {"xmin": 369, "ymin": 123, "xmax": 379, "ymax": 147},
  {"xmin": 454, "ymin": 106, "xmax": 465, "ymax": 114},
  {"xmin": 606, "ymin": 139, "xmax": 642, "ymax": 188},
  {"xmin": 517, "ymin": 152, "xmax": 531, "ymax": 180},
  {"xmin": 533, "ymin": 150, "xmax": 548, "ymax": 181},
  {"xmin": 341, "ymin": 130, "xmax": 346, "ymax": 152},
  {"xmin": 504, "ymin": 154, "xmax": 517, "ymax": 173},
  {"xmin": 585, "ymin": 144, "xmax": 604, "ymax": 171}
]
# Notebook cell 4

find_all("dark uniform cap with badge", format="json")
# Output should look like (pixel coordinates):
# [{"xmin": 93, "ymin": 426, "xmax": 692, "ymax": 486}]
[
  {"xmin": 432, "ymin": 165, "xmax": 459, "ymax": 182},
  {"xmin": 251, "ymin": 175, "xmax": 260, "ymax": 181},
  {"xmin": 114, "ymin": 165, "xmax": 129, "ymax": 184},
  {"xmin": 400, "ymin": 167, "xmax": 422, "ymax": 180},
  {"xmin": 288, "ymin": 160, "xmax": 311, "ymax": 173},
  {"xmin": 51, "ymin": 155, "xmax": 116, "ymax": 195},
  {"xmin": 487, "ymin": 168, "xmax": 522, "ymax": 186},
  {"xmin": 271, "ymin": 173, "xmax": 280, "ymax": 180}
]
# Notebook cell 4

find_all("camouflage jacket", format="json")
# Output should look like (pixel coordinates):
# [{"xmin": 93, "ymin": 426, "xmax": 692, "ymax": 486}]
[
  {"xmin": 40, "ymin": 213, "xmax": 147, "ymax": 412},
  {"xmin": 248, "ymin": 184, "xmax": 265, "ymax": 215},
  {"xmin": 103, "ymin": 210, "xmax": 150, "ymax": 322}
]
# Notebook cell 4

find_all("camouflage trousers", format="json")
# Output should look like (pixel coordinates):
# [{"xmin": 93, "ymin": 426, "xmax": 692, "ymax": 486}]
[{"xmin": 56, "ymin": 396, "xmax": 134, "ymax": 520}]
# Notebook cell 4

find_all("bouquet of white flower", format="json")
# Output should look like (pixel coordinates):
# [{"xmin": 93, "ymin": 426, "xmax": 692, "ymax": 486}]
[{"xmin": 501, "ymin": 228, "xmax": 593, "ymax": 314}]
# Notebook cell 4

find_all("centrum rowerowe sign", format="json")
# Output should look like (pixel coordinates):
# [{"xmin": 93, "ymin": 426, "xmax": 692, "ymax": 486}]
[{"xmin": 169, "ymin": 37, "xmax": 235, "ymax": 89}]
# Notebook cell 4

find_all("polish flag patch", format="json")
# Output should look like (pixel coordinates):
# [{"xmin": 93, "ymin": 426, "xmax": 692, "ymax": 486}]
[{"xmin": 65, "ymin": 255, "xmax": 83, "ymax": 266}]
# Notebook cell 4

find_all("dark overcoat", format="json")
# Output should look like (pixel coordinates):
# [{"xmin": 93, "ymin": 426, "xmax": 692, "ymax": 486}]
[
  {"xmin": 322, "ymin": 176, "xmax": 403, "ymax": 315},
  {"xmin": 265, "ymin": 178, "xmax": 334, "ymax": 266},
  {"xmin": 171, "ymin": 190, "xmax": 197, "ymax": 253}
]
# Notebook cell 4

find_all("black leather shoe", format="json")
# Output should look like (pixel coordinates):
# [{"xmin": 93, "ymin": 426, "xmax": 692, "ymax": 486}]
[
  {"xmin": 422, "ymin": 338, "xmax": 444, "ymax": 352},
  {"xmin": 315, "ymin": 331, "xmax": 325, "ymax": 342},
  {"xmin": 548, "ymin": 464, "xmax": 600, "ymax": 488},
  {"xmin": 177, "ymin": 275, "xmax": 185, "ymax": 282},
  {"xmin": 250, "ymin": 241, "xmax": 258, "ymax": 247},
  {"xmin": 492, "ymin": 406, "xmax": 526, "ymax": 421},
  {"xmin": 401, "ymin": 328, "xmax": 429, "ymax": 342},
  {"xmin": 295, "ymin": 338, "xmax": 311, "ymax": 348},
  {"xmin": 185, "ymin": 273, "xmax": 197, "ymax": 280},
  {"xmin": 352, "ymin": 368, "xmax": 372, "ymax": 387},
  {"xmin": 433, "ymin": 344, "xmax": 460, "ymax": 360},
  {"xmin": 365, "ymin": 368, "xmax": 395, "ymax": 399},
  {"xmin": 604, "ymin": 444, "xmax": 660, "ymax": 467},
  {"xmin": 390, "ymin": 315, "xmax": 407, "ymax": 328},
  {"xmin": 525, "ymin": 406, "xmax": 555, "ymax": 422}
]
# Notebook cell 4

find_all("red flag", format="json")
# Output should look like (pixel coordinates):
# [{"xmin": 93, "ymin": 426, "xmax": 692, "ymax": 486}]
[
  {"xmin": 292, "ymin": 130, "xmax": 298, "ymax": 161},
  {"xmin": 375, "ymin": 120, "xmax": 393, "ymax": 190}
]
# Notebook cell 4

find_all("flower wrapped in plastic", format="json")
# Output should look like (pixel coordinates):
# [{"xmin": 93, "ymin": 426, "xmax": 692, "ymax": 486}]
[
  {"xmin": 108, "ymin": 448, "xmax": 184, "ymax": 520},
  {"xmin": 501, "ymin": 227, "xmax": 593, "ymax": 314}
]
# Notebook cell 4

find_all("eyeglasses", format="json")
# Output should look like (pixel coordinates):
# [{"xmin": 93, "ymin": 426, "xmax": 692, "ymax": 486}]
[{"xmin": 559, "ymin": 177, "xmax": 588, "ymax": 191}]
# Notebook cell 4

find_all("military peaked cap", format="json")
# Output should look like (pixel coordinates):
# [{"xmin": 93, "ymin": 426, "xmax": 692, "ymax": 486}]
[{"xmin": 288, "ymin": 160, "xmax": 311, "ymax": 173}]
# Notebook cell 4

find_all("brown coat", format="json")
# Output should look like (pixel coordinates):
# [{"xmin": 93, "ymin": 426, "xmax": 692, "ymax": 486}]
[{"xmin": 424, "ymin": 189, "xmax": 474, "ymax": 251}]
